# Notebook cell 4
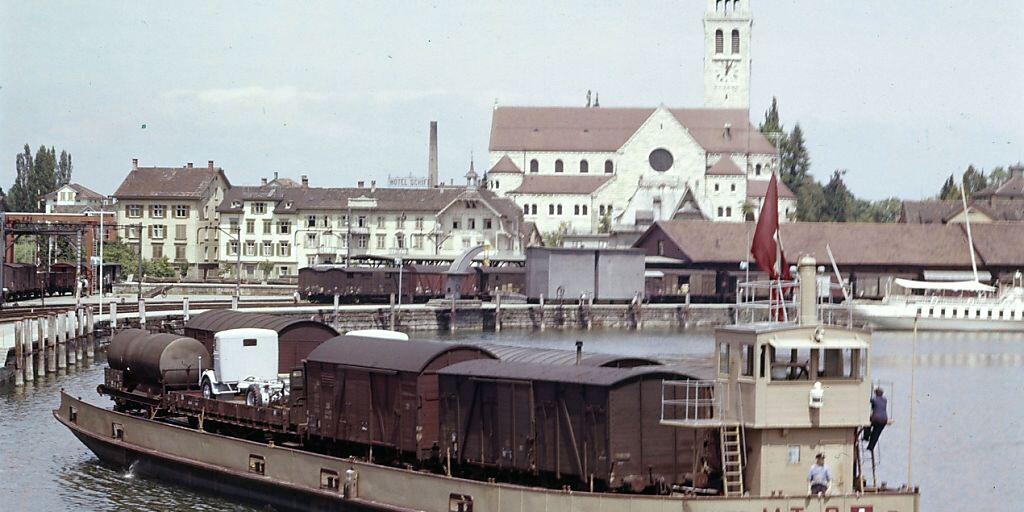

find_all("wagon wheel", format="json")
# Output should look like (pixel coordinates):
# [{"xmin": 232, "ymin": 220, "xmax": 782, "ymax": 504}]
[
  {"xmin": 201, "ymin": 378, "xmax": 214, "ymax": 399},
  {"xmin": 246, "ymin": 387, "xmax": 262, "ymax": 407}
]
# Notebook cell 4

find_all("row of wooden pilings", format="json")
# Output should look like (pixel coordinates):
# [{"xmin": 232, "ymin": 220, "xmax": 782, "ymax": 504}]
[{"xmin": 11, "ymin": 307, "xmax": 96, "ymax": 387}]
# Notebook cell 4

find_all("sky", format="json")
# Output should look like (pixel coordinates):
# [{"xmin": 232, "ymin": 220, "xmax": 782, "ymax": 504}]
[{"xmin": 1, "ymin": 0, "xmax": 1022, "ymax": 201}]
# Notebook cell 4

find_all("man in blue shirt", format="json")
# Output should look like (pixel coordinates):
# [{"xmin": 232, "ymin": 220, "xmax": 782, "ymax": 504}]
[
  {"xmin": 866, "ymin": 387, "xmax": 888, "ymax": 451},
  {"xmin": 808, "ymin": 453, "xmax": 831, "ymax": 495}
]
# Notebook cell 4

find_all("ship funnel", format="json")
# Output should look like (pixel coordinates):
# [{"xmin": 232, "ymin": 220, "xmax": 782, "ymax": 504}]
[{"xmin": 798, "ymin": 255, "xmax": 818, "ymax": 325}]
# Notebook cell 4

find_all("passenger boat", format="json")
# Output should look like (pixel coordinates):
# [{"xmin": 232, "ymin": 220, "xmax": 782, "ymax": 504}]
[{"xmin": 54, "ymin": 256, "xmax": 919, "ymax": 511}]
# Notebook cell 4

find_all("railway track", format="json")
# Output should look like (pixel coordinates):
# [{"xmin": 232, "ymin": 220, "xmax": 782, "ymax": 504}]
[{"xmin": 0, "ymin": 298, "xmax": 298, "ymax": 322}]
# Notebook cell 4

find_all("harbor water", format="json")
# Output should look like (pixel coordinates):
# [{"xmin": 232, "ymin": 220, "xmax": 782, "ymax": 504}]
[{"xmin": 1, "ymin": 329, "xmax": 1022, "ymax": 511}]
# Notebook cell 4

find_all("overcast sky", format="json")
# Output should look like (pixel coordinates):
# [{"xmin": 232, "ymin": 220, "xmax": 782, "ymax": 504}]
[{"xmin": 2, "ymin": 0, "xmax": 1021, "ymax": 200}]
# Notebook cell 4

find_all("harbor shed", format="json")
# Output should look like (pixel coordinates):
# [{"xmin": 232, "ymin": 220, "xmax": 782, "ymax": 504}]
[
  {"xmin": 184, "ymin": 310, "xmax": 338, "ymax": 373},
  {"xmin": 437, "ymin": 360, "xmax": 708, "ymax": 491},
  {"xmin": 525, "ymin": 247, "xmax": 645, "ymax": 301},
  {"xmin": 303, "ymin": 337, "xmax": 496, "ymax": 461}
]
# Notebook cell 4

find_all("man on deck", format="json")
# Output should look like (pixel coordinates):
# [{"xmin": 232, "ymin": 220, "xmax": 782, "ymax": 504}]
[
  {"xmin": 808, "ymin": 453, "xmax": 831, "ymax": 496},
  {"xmin": 866, "ymin": 387, "xmax": 888, "ymax": 451}
]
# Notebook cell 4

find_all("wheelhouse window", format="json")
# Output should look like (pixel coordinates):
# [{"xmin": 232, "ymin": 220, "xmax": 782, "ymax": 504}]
[{"xmin": 320, "ymin": 469, "xmax": 340, "ymax": 491}]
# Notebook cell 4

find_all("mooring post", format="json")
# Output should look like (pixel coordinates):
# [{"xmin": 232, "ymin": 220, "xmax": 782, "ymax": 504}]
[
  {"xmin": 65, "ymin": 310, "xmax": 76, "ymax": 366},
  {"xmin": 539, "ymin": 294, "xmax": 546, "ymax": 331},
  {"xmin": 495, "ymin": 293, "xmax": 502, "ymax": 333},
  {"xmin": 449, "ymin": 298, "xmax": 456, "ymax": 333},
  {"xmin": 588, "ymin": 295, "xmax": 594, "ymax": 330},
  {"xmin": 86, "ymin": 307, "xmax": 95, "ymax": 359},
  {"xmin": 389, "ymin": 293, "xmax": 396, "ymax": 331},
  {"xmin": 23, "ymin": 319, "xmax": 34, "ymax": 383},
  {"xmin": 138, "ymin": 299, "xmax": 146, "ymax": 329},
  {"xmin": 636, "ymin": 293, "xmax": 644, "ymax": 330},
  {"xmin": 75, "ymin": 308, "xmax": 85, "ymax": 362},
  {"xmin": 231, "ymin": 295, "xmax": 238, "ymax": 311},
  {"xmin": 13, "ymin": 321, "xmax": 24, "ymax": 386},
  {"xmin": 47, "ymin": 315, "xmax": 57, "ymax": 373},
  {"xmin": 56, "ymin": 313, "xmax": 67, "ymax": 371},
  {"xmin": 110, "ymin": 301, "xmax": 118, "ymax": 329},
  {"xmin": 36, "ymin": 317, "xmax": 46, "ymax": 378},
  {"xmin": 333, "ymin": 294, "xmax": 340, "ymax": 315},
  {"xmin": 182, "ymin": 296, "xmax": 190, "ymax": 323}
]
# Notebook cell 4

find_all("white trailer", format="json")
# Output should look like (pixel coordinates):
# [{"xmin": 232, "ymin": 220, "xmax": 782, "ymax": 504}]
[{"xmin": 200, "ymin": 328, "xmax": 286, "ymax": 406}]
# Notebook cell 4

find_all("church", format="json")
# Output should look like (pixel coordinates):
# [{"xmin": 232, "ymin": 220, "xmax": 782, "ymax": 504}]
[{"xmin": 483, "ymin": 0, "xmax": 795, "ymax": 245}]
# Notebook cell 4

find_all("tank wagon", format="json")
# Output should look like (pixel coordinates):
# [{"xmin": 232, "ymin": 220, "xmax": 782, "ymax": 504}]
[
  {"xmin": 437, "ymin": 360, "xmax": 709, "ymax": 492},
  {"xmin": 303, "ymin": 336, "xmax": 496, "ymax": 462},
  {"xmin": 184, "ymin": 310, "xmax": 338, "ymax": 373},
  {"xmin": 106, "ymin": 329, "xmax": 210, "ymax": 397}
]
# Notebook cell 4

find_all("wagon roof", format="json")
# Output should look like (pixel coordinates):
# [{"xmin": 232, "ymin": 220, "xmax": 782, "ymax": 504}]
[
  {"xmin": 438, "ymin": 360, "xmax": 702, "ymax": 386},
  {"xmin": 306, "ymin": 336, "xmax": 496, "ymax": 373},
  {"xmin": 475, "ymin": 343, "xmax": 661, "ymax": 368},
  {"xmin": 185, "ymin": 309, "xmax": 338, "ymax": 336}
]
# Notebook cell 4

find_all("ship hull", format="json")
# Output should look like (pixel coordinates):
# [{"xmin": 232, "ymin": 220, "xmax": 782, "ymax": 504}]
[
  {"xmin": 54, "ymin": 392, "xmax": 918, "ymax": 512},
  {"xmin": 855, "ymin": 303, "xmax": 1024, "ymax": 332}
]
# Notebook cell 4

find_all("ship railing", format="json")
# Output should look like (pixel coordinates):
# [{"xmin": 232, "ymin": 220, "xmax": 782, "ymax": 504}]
[
  {"xmin": 736, "ymin": 278, "xmax": 854, "ymax": 328},
  {"xmin": 660, "ymin": 379, "xmax": 726, "ymax": 427}
]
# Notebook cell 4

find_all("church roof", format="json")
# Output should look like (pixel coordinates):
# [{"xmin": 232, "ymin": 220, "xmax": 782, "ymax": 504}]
[
  {"xmin": 507, "ymin": 175, "xmax": 612, "ymax": 195},
  {"xmin": 672, "ymin": 188, "xmax": 709, "ymax": 220},
  {"xmin": 489, "ymin": 106, "xmax": 776, "ymax": 155},
  {"xmin": 746, "ymin": 178, "xmax": 796, "ymax": 199},
  {"xmin": 487, "ymin": 155, "xmax": 523, "ymax": 174},
  {"xmin": 706, "ymin": 155, "xmax": 745, "ymax": 176}
]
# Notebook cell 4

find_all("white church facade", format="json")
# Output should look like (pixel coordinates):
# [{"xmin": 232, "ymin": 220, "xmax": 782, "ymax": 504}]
[{"xmin": 484, "ymin": 0, "xmax": 795, "ymax": 243}]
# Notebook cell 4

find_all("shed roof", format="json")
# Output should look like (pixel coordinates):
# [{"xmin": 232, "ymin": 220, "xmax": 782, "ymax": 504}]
[
  {"xmin": 475, "ymin": 343, "xmax": 661, "ymax": 368},
  {"xmin": 185, "ymin": 309, "xmax": 338, "ymax": 336},
  {"xmin": 706, "ymin": 156, "xmax": 744, "ymax": 176},
  {"xmin": 306, "ymin": 336, "xmax": 496, "ymax": 373},
  {"xmin": 438, "ymin": 359, "xmax": 700, "ymax": 386}
]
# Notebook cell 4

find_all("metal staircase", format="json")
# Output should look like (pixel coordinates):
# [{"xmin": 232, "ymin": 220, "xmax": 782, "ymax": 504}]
[{"xmin": 720, "ymin": 424, "xmax": 745, "ymax": 496}]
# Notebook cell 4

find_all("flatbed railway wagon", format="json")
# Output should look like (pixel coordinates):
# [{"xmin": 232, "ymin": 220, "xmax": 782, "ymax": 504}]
[
  {"xmin": 436, "ymin": 360, "xmax": 713, "ymax": 492},
  {"xmin": 303, "ymin": 336, "xmax": 496, "ymax": 462}
]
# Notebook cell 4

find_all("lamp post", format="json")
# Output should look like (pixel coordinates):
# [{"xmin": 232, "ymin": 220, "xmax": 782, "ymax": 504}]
[{"xmin": 85, "ymin": 209, "xmax": 115, "ymax": 319}]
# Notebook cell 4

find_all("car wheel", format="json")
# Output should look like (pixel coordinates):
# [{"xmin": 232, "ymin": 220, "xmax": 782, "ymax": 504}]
[{"xmin": 202, "ymin": 379, "xmax": 214, "ymax": 399}]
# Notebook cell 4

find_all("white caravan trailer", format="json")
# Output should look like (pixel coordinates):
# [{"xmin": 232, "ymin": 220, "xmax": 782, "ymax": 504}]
[{"xmin": 200, "ymin": 328, "xmax": 286, "ymax": 406}]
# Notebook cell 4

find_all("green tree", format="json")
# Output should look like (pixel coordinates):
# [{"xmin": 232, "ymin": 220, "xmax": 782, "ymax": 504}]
[
  {"xmin": 143, "ymin": 257, "xmax": 177, "ymax": 278},
  {"xmin": 0, "ymin": 186, "xmax": 6, "ymax": 211},
  {"xmin": 541, "ymin": 222, "xmax": 570, "ymax": 247},
  {"xmin": 988, "ymin": 166, "xmax": 1009, "ymax": 188},
  {"xmin": 961, "ymin": 165, "xmax": 987, "ymax": 197},
  {"xmin": 794, "ymin": 177, "xmax": 825, "ymax": 222},
  {"xmin": 258, "ymin": 259, "xmax": 275, "ymax": 280},
  {"xmin": 939, "ymin": 174, "xmax": 961, "ymax": 200},
  {"xmin": 821, "ymin": 170, "xmax": 854, "ymax": 222},
  {"xmin": 597, "ymin": 212, "xmax": 611, "ymax": 233},
  {"xmin": 56, "ymin": 150, "xmax": 73, "ymax": 186},
  {"xmin": 780, "ymin": 124, "xmax": 811, "ymax": 195},
  {"xmin": 740, "ymin": 200, "xmax": 757, "ymax": 221},
  {"xmin": 759, "ymin": 96, "xmax": 782, "ymax": 135},
  {"xmin": 8, "ymin": 144, "xmax": 34, "ymax": 212},
  {"xmin": 29, "ymin": 145, "xmax": 57, "ymax": 210}
]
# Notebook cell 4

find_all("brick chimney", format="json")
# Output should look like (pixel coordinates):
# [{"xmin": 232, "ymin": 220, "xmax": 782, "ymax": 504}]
[
  {"xmin": 301, "ymin": 174, "xmax": 309, "ymax": 187},
  {"xmin": 358, "ymin": 180, "xmax": 364, "ymax": 188},
  {"xmin": 132, "ymin": 158, "xmax": 138, "ymax": 170},
  {"xmin": 428, "ymin": 121, "xmax": 438, "ymax": 188},
  {"xmin": 370, "ymin": 180, "xmax": 376, "ymax": 192},
  {"xmin": 187, "ymin": 162, "xmax": 193, "ymax": 168},
  {"xmin": 208, "ymin": 160, "xmax": 214, "ymax": 169},
  {"xmin": 261, "ymin": 177, "xmax": 268, "ymax": 185},
  {"xmin": 274, "ymin": 171, "xmax": 279, "ymax": 180}
]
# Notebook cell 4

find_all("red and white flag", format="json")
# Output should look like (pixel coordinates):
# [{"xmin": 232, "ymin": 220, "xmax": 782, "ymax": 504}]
[{"xmin": 750, "ymin": 174, "xmax": 791, "ymax": 280}]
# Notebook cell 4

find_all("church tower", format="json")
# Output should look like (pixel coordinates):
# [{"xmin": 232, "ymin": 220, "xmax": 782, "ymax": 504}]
[{"xmin": 704, "ymin": 0, "xmax": 752, "ymax": 108}]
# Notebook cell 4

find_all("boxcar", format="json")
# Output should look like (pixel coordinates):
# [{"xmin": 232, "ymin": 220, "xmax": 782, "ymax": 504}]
[
  {"xmin": 437, "ymin": 360, "xmax": 705, "ymax": 492},
  {"xmin": 303, "ymin": 336, "xmax": 495, "ymax": 461},
  {"xmin": 3, "ymin": 263, "xmax": 40, "ymax": 299},
  {"xmin": 183, "ymin": 310, "xmax": 338, "ymax": 373},
  {"xmin": 47, "ymin": 262, "xmax": 77, "ymax": 295},
  {"xmin": 476, "ymin": 343, "xmax": 660, "ymax": 368}
]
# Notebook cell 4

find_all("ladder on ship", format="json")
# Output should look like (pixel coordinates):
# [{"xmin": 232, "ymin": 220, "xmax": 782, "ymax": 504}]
[
  {"xmin": 855, "ymin": 426, "xmax": 880, "ymax": 490},
  {"xmin": 720, "ymin": 424, "xmax": 745, "ymax": 496}
]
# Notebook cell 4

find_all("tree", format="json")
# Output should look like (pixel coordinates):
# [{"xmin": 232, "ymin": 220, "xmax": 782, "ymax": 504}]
[
  {"xmin": 740, "ymin": 200, "xmax": 757, "ymax": 221},
  {"xmin": 821, "ymin": 170, "xmax": 854, "ymax": 222},
  {"xmin": 258, "ymin": 260, "xmax": 275, "ymax": 280},
  {"xmin": 988, "ymin": 166, "xmax": 1009, "ymax": 188},
  {"xmin": 541, "ymin": 222, "xmax": 570, "ymax": 247},
  {"xmin": 56, "ymin": 150, "xmax": 73, "ymax": 186},
  {"xmin": 794, "ymin": 177, "xmax": 825, "ymax": 222},
  {"xmin": 597, "ymin": 211, "xmax": 611, "ymax": 234},
  {"xmin": 28, "ymin": 145, "xmax": 57, "ymax": 210},
  {"xmin": 961, "ymin": 165, "xmax": 987, "ymax": 197},
  {"xmin": 0, "ymin": 186, "xmax": 6, "ymax": 212},
  {"xmin": 8, "ymin": 144, "xmax": 34, "ymax": 212},
  {"xmin": 780, "ymin": 124, "xmax": 811, "ymax": 195},
  {"xmin": 939, "ymin": 174, "xmax": 961, "ymax": 200},
  {"xmin": 759, "ymin": 97, "xmax": 782, "ymax": 135}
]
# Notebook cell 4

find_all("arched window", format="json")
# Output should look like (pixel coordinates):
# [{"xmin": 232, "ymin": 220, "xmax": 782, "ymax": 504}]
[
  {"xmin": 599, "ymin": 205, "xmax": 605, "ymax": 215},
  {"xmin": 557, "ymin": 205, "xmax": 563, "ymax": 215},
  {"xmin": 582, "ymin": 205, "xmax": 588, "ymax": 215},
  {"xmin": 717, "ymin": 207, "xmax": 724, "ymax": 217},
  {"xmin": 716, "ymin": 0, "xmax": 722, "ymax": 12},
  {"xmin": 579, "ymin": 160, "xmax": 589, "ymax": 173},
  {"xmin": 732, "ymin": 29, "xmax": 740, "ymax": 54},
  {"xmin": 548, "ymin": 204, "xmax": 554, "ymax": 215},
  {"xmin": 574, "ymin": 205, "xmax": 580, "ymax": 215},
  {"xmin": 734, "ymin": 1, "xmax": 740, "ymax": 12},
  {"xmin": 604, "ymin": 160, "xmax": 613, "ymax": 174},
  {"xmin": 555, "ymin": 159, "xmax": 564, "ymax": 173},
  {"xmin": 714, "ymin": 183, "xmax": 720, "ymax": 192},
  {"xmin": 530, "ymin": 159, "xmax": 539, "ymax": 173},
  {"xmin": 715, "ymin": 30, "xmax": 724, "ymax": 54},
  {"xmin": 730, "ymin": 183, "xmax": 736, "ymax": 192},
  {"xmin": 523, "ymin": 204, "xmax": 529, "ymax": 214},
  {"xmin": 531, "ymin": 204, "xmax": 537, "ymax": 215},
  {"xmin": 726, "ymin": 207, "xmax": 732, "ymax": 217},
  {"xmin": 755, "ymin": 163, "xmax": 762, "ymax": 176}
]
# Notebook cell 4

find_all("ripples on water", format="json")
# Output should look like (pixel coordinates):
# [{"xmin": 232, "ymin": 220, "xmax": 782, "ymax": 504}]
[{"xmin": 1, "ymin": 328, "xmax": 1022, "ymax": 511}]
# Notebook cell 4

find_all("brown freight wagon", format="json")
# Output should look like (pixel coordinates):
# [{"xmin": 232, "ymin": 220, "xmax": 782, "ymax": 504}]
[
  {"xmin": 476, "ymin": 343, "xmax": 660, "ymax": 368},
  {"xmin": 303, "ymin": 336, "xmax": 496, "ymax": 462},
  {"xmin": 437, "ymin": 360, "xmax": 706, "ymax": 492},
  {"xmin": 183, "ymin": 310, "xmax": 338, "ymax": 373}
]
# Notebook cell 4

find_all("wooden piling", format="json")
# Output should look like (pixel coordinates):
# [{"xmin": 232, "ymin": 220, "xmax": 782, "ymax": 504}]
[
  {"xmin": 47, "ymin": 315, "xmax": 57, "ymax": 373},
  {"xmin": 56, "ymin": 314, "xmax": 67, "ymax": 371},
  {"xmin": 389, "ymin": 294, "xmax": 396, "ymax": 331},
  {"xmin": 539, "ymin": 294, "xmax": 546, "ymax": 331},
  {"xmin": 587, "ymin": 295, "xmax": 594, "ymax": 330},
  {"xmin": 450, "ymin": 298, "xmax": 457, "ymax": 333},
  {"xmin": 183, "ymin": 297, "xmax": 190, "ymax": 323},
  {"xmin": 36, "ymin": 317, "xmax": 46, "ymax": 378},
  {"xmin": 495, "ymin": 293, "xmax": 502, "ymax": 332},
  {"xmin": 231, "ymin": 295, "xmax": 238, "ymax": 310},
  {"xmin": 22, "ymin": 319, "xmax": 34, "ymax": 382},
  {"xmin": 75, "ymin": 308, "xmax": 85, "ymax": 362},
  {"xmin": 110, "ymin": 301, "xmax": 117, "ymax": 329},
  {"xmin": 138, "ymin": 299, "xmax": 146, "ymax": 329},
  {"xmin": 65, "ymin": 310, "xmax": 76, "ymax": 366},
  {"xmin": 13, "ymin": 321, "xmax": 24, "ymax": 386},
  {"xmin": 86, "ymin": 307, "xmax": 95, "ymax": 359}
]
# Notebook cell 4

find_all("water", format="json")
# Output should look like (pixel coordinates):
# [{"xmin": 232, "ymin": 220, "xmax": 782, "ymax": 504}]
[{"xmin": 1, "ymin": 328, "xmax": 1022, "ymax": 511}]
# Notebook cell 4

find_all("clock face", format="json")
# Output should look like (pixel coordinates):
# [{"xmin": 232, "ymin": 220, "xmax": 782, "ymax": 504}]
[{"xmin": 716, "ymin": 60, "xmax": 738, "ymax": 83}]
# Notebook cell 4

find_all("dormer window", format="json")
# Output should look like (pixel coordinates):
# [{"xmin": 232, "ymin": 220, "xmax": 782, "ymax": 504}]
[{"xmin": 231, "ymin": 201, "xmax": 242, "ymax": 208}]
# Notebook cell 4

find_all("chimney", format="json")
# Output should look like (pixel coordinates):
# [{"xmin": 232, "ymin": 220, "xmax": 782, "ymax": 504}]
[
  {"xmin": 723, "ymin": 123, "xmax": 732, "ymax": 139},
  {"xmin": 301, "ymin": 174, "xmax": 309, "ymax": 187},
  {"xmin": 274, "ymin": 171, "xmax": 279, "ymax": 180},
  {"xmin": 208, "ymin": 160, "xmax": 214, "ymax": 169},
  {"xmin": 428, "ymin": 121, "xmax": 439, "ymax": 188},
  {"xmin": 187, "ymin": 162, "xmax": 193, "ymax": 169},
  {"xmin": 261, "ymin": 177, "xmax": 268, "ymax": 185},
  {"xmin": 370, "ymin": 180, "xmax": 376, "ymax": 192},
  {"xmin": 358, "ymin": 180, "xmax": 364, "ymax": 188},
  {"xmin": 575, "ymin": 341, "xmax": 583, "ymax": 366},
  {"xmin": 131, "ymin": 158, "xmax": 138, "ymax": 170}
]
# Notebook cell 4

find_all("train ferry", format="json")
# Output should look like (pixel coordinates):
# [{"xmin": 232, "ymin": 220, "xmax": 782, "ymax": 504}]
[{"xmin": 54, "ymin": 256, "xmax": 919, "ymax": 511}]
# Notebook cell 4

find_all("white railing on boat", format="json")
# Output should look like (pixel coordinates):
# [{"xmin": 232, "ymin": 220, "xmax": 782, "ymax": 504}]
[
  {"xmin": 735, "ymin": 278, "xmax": 853, "ymax": 327},
  {"xmin": 660, "ymin": 379, "xmax": 724, "ymax": 427}
]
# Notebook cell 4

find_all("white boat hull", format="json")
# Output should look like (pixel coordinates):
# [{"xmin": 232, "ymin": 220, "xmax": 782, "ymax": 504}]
[{"xmin": 854, "ymin": 303, "xmax": 1024, "ymax": 331}]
